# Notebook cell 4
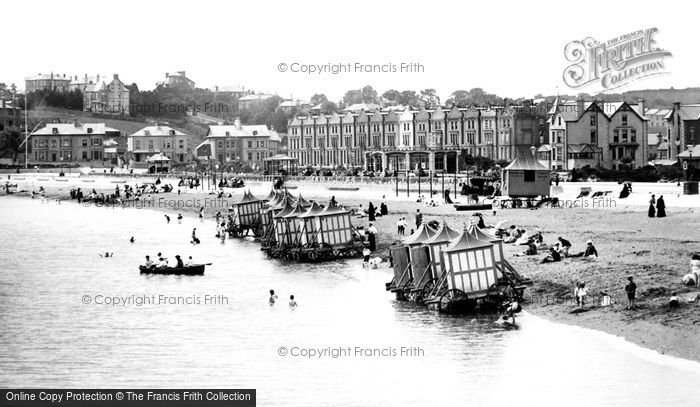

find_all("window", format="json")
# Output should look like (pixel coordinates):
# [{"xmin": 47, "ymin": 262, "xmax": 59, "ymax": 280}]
[
  {"xmin": 248, "ymin": 152, "xmax": 253, "ymax": 161},
  {"xmin": 134, "ymin": 140, "xmax": 141, "ymax": 149},
  {"xmin": 622, "ymin": 129, "xmax": 628, "ymax": 143},
  {"xmin": 557, "ymin": 117, "xmax": 562, "ymax": 126},
  {"xmin": 82, "ymin": 151, "xmax": 88, "ymax": 159},
  {"xmin": 225, "ymin": 131, "xmax": 230, "ymax": 136},
  {"xmin": 87, "ymin": 127, "xmax": 93, "ymax": 134},
  {"xmin": 524, "ymin": 170, "xmax": 535, "ymax": 182},
  {"xmin": 248, "ymin": 141, "xmax": 253, "ymax": 148},
  {"xmin": 631, "ymin": 129, "xmax": 636, "ymax": 143},
  {"xmin": 590, "ymin": 114, "xmax": 596, "ymax": 126},
  {"xmin": 418, "ymin": 123, "xmax": 426, "ymax": 131},
  {"xmin": 52, "ymin": 127, "xmax": 58, "ymax": 134},
  {"xmin": 621, "ymin": 115, "xmax": 628, "ymax": 126},
  {"xmin": 590, "ymin": 130, "xmax": 597, "ymax": 144},
  {"xmin": 179, "ymin": 140, "xmax": 184, "ymax": 149},
  {"xmin": 82, "ymin": 139, "xmax": 88, "ymax": 147},
  {"xmin": 148, "ymin": 140, "xmax": 154, "ymax": 149},
  {"xmin": 217, "ymin": 141, "xmax": 224, "ymax": 149},
  {"xmin": 169, "ymin": 130, "xmax": 176, "ymax": 136},
  {"xmin": 613, "ymin": 129, "xmax": 619, "ymax": 143}
]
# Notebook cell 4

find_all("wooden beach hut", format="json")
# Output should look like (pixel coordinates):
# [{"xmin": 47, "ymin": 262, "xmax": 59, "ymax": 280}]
[
  {"xmin": 501, "ymin": 150, "xmax": 550, "ymax": 198},
  {"xmin": 298, "ymin": 202, "xmax": 325, "ymax": 245},
  {"xmin": 387, "ymin": 223, "xmax": 436, "ymax": 297},
  {"xmin": 441, "ymin": 230, "xmax": 499, "ymax": 300},
  {"xmin": 467, "ymin": 225, "xmax": 505, "ymax": 278},
  {"xmin": 425, "ymin": 222, "xmax": 461, "ymax": 279},
  {"xmin": 230, "ymin": 190, "xmax": 263, "ymax": 236},
  {"xmin": 282, "ymin": 203, "xmax": 307, "ymax": 247},
  {"xmin": 273, "ymin": 201, "xmax": 296, "ymax": 246},
  {"xmin": 315, "ymin": 205, "xmax": 354, "ymax": 249}
]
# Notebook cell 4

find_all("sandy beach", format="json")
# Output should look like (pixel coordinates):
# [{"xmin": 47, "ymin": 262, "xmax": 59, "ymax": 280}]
[{"xmin": 4, "ymin": 172, "xmax": 700, "ymax": 362}]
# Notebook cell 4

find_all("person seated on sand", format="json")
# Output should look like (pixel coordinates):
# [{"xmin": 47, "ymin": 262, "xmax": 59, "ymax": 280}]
[
  {"xmin": 354, "ymin": 205, "xmax": 368, "ymax": 217},
  {"xmin": 691, "ymin": 253, "xmax": 700, "ymax": 286},
  {"xmin": 175, "ymin": 255, "xmax": 184, "ymax": 268},
  {"xmin": 514, "ymin": 229, "xmax": 531, "ymax": 246},
  {"xmin": 557, "ymin": 237, "xmax": 572, "ymax": 257},
  {"xmin": 541, "ymin": 247, "xmax": 562, "ymax": 264},
  {"xmin": 570, "ymin": 239, "xmax": 598, "ymax": 258},
  {"xmin": 504, "ymin": 227, "xmax": 522, "ymax": 244},
  {"xmin": 368, "ymin": 257, "xmax": 383, "ymax": 269},
  {"xmin": 682, "ymin": 273, "xmax": 697, "ymax": 286},
  {"xmin": 143, "ymin": 255, "xmax": 154, "ymax": 268},
  {"xmin": 669, "ymin": 292, "xmax": 679, "ymax": 309},
  {"xmin": 515, "ymin": 238, "xmax": 538, "ymax": 256}
]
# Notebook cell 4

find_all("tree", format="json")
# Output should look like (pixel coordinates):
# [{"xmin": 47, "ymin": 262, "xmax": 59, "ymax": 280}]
[
  {"xmin": 382, "ymin": 89, "xmax": 401, "ymax": 105},
  {"xmin": 398, "ymin": 90, "xmax": 420, "ymax": 107},
  {"xmin": 420, "ymin": 88, "xmax": 440, "ymax": 108},
  {"xmin": 361, "ymin": 85, "xmax": 378, "ymax": 104},
  {"xmin": 309, "ymin": 94, "xmax": 328, "ymax": 107}
]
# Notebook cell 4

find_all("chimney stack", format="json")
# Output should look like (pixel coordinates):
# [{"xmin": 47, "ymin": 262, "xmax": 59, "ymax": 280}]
[
  {"xmin": 638, "ymin": 98, "xmax": 645, "ymax": 115},
  {"xmin": 234, "ymin": 118, "xmax": 242, "ymax": 130},
  {"xmin": 673, "ymin": 102, "xmax": 681, "ymax": 110}
]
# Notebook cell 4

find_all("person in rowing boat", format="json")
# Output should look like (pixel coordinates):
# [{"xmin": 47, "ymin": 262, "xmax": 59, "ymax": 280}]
[
  {"xmin": 157, "ymin": 257, "xmax": 168, "ymax": 268},
  {"xmin": 185, "ymin": 256, "xmax": 193, "ymax": 266},
  {"xmin": 143, "ymin": 255, "xmax": 154, "ymax": 268},
  {"xmin": 175, "ymin": 255, "xmax": 184, "ymax": 268}
]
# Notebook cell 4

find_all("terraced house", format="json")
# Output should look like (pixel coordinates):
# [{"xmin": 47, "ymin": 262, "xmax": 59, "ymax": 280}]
[
  {"xmin": 28, "ymin": 122, "xmax": 121, "ymax": 165},
  {"xmin": 545, "ymin": 99, "xmax": 648, "ymax": 170},
  {"xmin": 286, "ymin": 103, "xmax": 544, "ymax": 173}
]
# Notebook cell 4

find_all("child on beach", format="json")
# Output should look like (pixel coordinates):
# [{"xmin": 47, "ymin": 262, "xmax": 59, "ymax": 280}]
[{"xmin": 363, "ymin": 247, "xmax": 371, "ymax": 268}]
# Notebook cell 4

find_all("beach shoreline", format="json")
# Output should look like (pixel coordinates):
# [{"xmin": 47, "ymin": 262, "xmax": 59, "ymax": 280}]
[{"xmin": 3, "ymin": 175, "xmax": 700, "ymax": 363}]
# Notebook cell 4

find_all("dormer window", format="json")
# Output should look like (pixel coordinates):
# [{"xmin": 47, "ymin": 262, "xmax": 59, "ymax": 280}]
[
  {"xmin": 169, "ymin": 130, "xmax": 176, "ymax": 136},
  {"xmin": 225, "ymin": 131, "xmax": 230, "ymax": 136},
  {"xmin": 253, "ymin": 130, "xmax": 258, "ymax": 136},
  {"xmin": 144, "ymin": 130, "xmax": 150, "ymax": 136},
  {"xmin": 52, "ymin": 128, "xmax": 58, "ymax": 134},
  {"xmin": 87, "ymin": 128, "xmax": 93, "ymax": 134}
]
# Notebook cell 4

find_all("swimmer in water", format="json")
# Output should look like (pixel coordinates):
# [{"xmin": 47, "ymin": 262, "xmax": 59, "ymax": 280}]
[
  {"xmin": 99, "ymin": 252, "xmax": 113, "ymax": 258},
  {"xmin": 165, "ymin": 214, "xmax": 170, "ymax": 223},
  {"xmin": 289, "ymin": 295, "xmax": 297, "ymax": 307},
  {"xmin": 130, "ymin": 236, "xmax": 135, "ymax": 243},
  {"xmin": 269, "ymin": 289, "xmax": 278, "ymax": 305}
]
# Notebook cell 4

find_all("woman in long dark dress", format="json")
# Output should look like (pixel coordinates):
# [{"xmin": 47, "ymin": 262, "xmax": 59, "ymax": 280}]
[
  {"xmin": 648, "ymin": 194, "xmax": 656, "ymax": 218},
  {"xmin": 619, "ymin": 184, "xmax": 630, "ymax": 199},
  {"xmin": 656, "ymin": 195, "xmax": 666, "ymax": 217},
  {"xmin": 368, "ymin": 202, "xmax": 376, "ymax": 221}
]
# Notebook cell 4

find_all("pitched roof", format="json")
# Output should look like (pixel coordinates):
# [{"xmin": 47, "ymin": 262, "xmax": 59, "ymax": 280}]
[
  {"xmin": 444, "ymin": 230, "xmax": 493, "ymax": 252},
  {"xmin": 504, "ymin": 151, "xmax": 548, "ymax": 170},
  {"xmin": 132, "ymin": 125, "xmax": 187, "ymax": 137},
  {"xmin": 31, "ymin": 123, "xmax": 119, "ymax": 136},
  {"xmin": 402, "ymin": 223, "xmax": 436, "ymax": 246},
  {"xmin": 425, "ymin": 223, "xmax": 460, "ymax": 244},
  {"xmin": 206, "ymin": 124, "xmax": 273, "ymax": 138},
  {"xmin": 675, "ymin": 104, "xmax": 700, "ymax": 121}
]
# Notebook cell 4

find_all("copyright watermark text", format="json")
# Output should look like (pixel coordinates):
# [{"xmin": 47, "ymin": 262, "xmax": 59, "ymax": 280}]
[{"xmin": 277, "ymin": 61, "xmax": 425, "ymax": 75}]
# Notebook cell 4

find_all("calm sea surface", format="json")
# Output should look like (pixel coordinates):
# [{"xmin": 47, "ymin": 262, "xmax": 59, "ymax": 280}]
[{"xmin": 1, "ymin": 197, "xmax": 699, "ymax": 406}]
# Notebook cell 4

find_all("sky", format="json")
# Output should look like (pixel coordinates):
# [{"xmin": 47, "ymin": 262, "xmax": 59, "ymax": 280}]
[{"xmin": 2, "ymin": 0, "xmax": 696, "ymax": 102}]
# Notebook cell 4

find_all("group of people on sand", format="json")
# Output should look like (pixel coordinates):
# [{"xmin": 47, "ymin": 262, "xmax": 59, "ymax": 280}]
[
  {"xmin": 647, "ymin": 194, "xmax": 666, "ymax": 218},
  {"xmin": 269, "ymin": 289, "xmax": 297, "ymax": 307},
  {"xmin": 143, "ymin": 253, "xmax": 194, "ymax": 268}
]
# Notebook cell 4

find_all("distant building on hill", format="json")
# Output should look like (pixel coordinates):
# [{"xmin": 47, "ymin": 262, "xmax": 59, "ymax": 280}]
[
  {"xmin": 83, "ymin": 74, "xmax": 131, "ymax": 116},
  {"xmin": 237, "ymin": 93, "xmax": 276, "ymax": 110},
  {"xmin": 157, "ymin": 71, "xmax": 195, "ymax": 90},
  {"xmin": 25, "ymin": 72, "xmax": 72, "ymax": 93}
]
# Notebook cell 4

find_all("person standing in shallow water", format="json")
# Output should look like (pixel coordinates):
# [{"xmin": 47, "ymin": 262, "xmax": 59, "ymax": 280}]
[
  {"xmin": 648, "ymin": 194, "xmax": 656, "ymax": 218},
  {"xmin": 656, "ymin": 195, "xmax": 666, "ymax": 218},
  {"xmin": 269, "ymin": 290, "xmax": 278, "ymax": 305}
]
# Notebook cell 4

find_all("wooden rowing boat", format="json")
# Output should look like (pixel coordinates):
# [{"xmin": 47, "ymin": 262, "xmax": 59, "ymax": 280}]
[{"xmin": 139, "ymin": 264, "xmax": 206, "ymax": 275}]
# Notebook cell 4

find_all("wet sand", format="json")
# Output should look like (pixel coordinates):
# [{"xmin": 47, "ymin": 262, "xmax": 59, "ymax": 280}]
[{"xmin": 4, "ymin": 175, "xmax": 700, "ymax": 362}]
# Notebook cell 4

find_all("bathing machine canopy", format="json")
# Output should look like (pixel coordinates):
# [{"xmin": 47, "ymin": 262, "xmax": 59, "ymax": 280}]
[{"xmin": 424, "ymin": 223, "xmax": 461, "ymax": 278}]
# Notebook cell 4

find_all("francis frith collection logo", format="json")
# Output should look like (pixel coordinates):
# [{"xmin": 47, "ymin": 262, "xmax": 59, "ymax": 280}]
[{"xmin": 562, "ymin": 28, "xmax": 672, "ymax": 92}]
